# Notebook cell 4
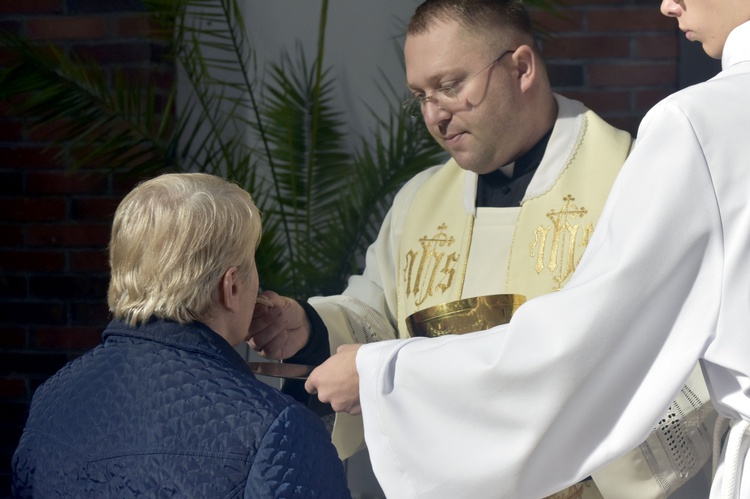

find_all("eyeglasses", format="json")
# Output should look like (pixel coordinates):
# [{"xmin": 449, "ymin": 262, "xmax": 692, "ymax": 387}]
[{"xmin": 402, "ymin": 49, "xmax": 516, "ymax": 118}]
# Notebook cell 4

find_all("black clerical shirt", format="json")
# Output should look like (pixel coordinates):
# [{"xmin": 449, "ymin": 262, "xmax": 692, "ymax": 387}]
[{"xmin": 475, "ymin": 127, "xmax": 553, "ymax": 208}]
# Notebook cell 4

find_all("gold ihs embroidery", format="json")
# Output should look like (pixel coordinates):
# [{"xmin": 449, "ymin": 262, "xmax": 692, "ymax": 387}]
[
  {"xmin": 529, "ymin": 195, "xmax": 594, "ymax": 291},
  {"xmin": 404, "ymin": 223, "xmax": 460, "ymax": 306}
]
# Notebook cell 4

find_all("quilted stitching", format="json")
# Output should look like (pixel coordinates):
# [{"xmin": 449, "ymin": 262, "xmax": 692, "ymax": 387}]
[{"xmin": 12, "ymin": 319, "xmax": 351, "ymax": 498}]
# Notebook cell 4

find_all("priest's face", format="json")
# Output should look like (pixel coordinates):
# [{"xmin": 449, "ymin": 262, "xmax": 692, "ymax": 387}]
[
  {"xmin": 404, "ymin": 20, "xmax": 528, "ymax": 174},
  {"xmin": 660, "ymin": 0, "xmax": 750, "ymax": 58}
]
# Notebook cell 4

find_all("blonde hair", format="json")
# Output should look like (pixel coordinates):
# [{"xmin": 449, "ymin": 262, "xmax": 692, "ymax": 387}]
[{"xmin": 108, "ymin": 173, "xmax": 261, "ymax": 326}]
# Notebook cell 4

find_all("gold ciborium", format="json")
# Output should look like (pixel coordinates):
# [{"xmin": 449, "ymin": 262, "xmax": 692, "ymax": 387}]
[{"xmin": 405, "ymin": 294, "xmax": 526, "ymax": 338}]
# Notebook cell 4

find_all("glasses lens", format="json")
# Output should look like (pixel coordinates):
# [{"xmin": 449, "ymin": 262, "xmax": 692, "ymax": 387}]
[
  {"xmin": 403, "ymin": 98, "xmax": 422, "ymax": 118},
  {"xmin": 441, "ymin": 87, "xmax": 458, "ymax": 100}
]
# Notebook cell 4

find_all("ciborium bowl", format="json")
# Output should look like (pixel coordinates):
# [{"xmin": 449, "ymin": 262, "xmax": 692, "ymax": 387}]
[{"xmin": 405, "ymin": 294, "xmax": 526, "ymax": 338}]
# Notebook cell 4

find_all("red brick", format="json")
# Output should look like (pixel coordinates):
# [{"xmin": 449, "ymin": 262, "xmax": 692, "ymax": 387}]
[
  {"xmin": 0, "ymin": 377, "xmax": 27, "ymax": 398},
  {"xmin": 548, "ymin": 64, "xmax": 585, "ymax": 87},
  {"xmin": 72, "ymin": 42, "xmax": 153, "ymax": 65},
  {"xmin": 0, "ymin": 18, "xmax": 21, "ymax": 36},
  {"xmin": 0, "ymin": 301, "xmax": 66, "ymax": 325},
  {"xmin": 565, "ymin": 90, "xmax": 631, "ymax": 114},
  {"xmin": 0, "ymin": 0, "xmax": 62, "ymax": 15},
  {"xmin": 532, "ymin": 10, "xmax": 584, "ymax": 33},
  {"xmin": 29, "ymin": 274, "xmax": 108, "ymax": 299},
  {"xmin": 0, "ymin": 198, "xmax": 66, "ymax": 222},
  {"xmin": 27, "ymin": 16, "xmax": 108, "ymax": 41},
  {"xmin": 543, "ymin": 35, "xmax": 630, "ymax": 59},
  {"xmin": 604, "ymin": 115, "xmax": 642, "ymax": 136},
  {"xmin": 72, "ymin": 301, "xmax": 109, "ymax": 325},
  {"xmin": 0, "ymin": 120, "xmax": 23, "ymax": 141},
  {"xmin": 0, "ymin": 328, "xmax": 26, "ymax": 349},
  {"xmin": 0, "ymin": 250, "xmax": 66, "ymax": 272},
  {"xmin": 71, "ymin": 249, "xmax": 109, "ymax": 272},
  {"xmin": 636, "ymin": 88, "xmax": 674, "ymax": 111},
  {"xmin": 67, "ymin": 0, "xmax": 147, "ymax": 14},
  {"xmin": 0, "ymin": 45, "xmax": 21, "ymax": 67},
  {"xmin": 0, "ymin": 94, "xmax": 24, "ymax": 114},
  {"xmin": 0, "ymin": 92, "xmax": 13, "ymax": 112},
  {"xmin": 0, "ymin": 172, "xmax": 23, "ymax": 196},
  {"xmin": 1, "ymin": 351, "xmax": 70, "ymax": 375},
  {"xmin": 67, "ymin": 146, "xmax": 121, "ymax": 170},
  {"xmin": 0, "ymin": 224, "xmax": 23, "ymax": 245},
  {"xmin": 115, "ymin": 14, "xmax": 156, "ymax": 38},
  {"xmin": 27, "ymin": 223, "xmax": 110, "ymax": 247},
  {"xmin": 588, "ymin": 9, "xmax": 675, "ymax": 32},
  {"xmin": 26, "ymin": 171, "xmax": 107, "ymax": 195},
  {"xmin": 33, "ymin": 326, "xmax": 102, "ymax": 350},
  {"xmin": 26, "ymin": 119, "xmax": 75, "ymax": 143},
  {"xmin": 72, "ymin": 197, "xmax": 120, "ymax": 221},
  {"xmin": 589, "ymin": 63, "xmax": 677, "ymax": 86},
  {"xmin": 636, "ymin": 34, "xmax": 679, "ymax": 58},
  {"xmin": 0, "ymin": 275, "xmax": 27, "ymax": 298},
  {"xmin": 121, "ymin": 66, "xmax": 176, "ymax": 91},
  {"xmin": 113, "ymin": 172, "xmax": 153, "ymax": 195},
  {"xmin": 154, "ymin": 67, "xmax": 177, "ymax": 92},
  {"xmin": 0, "ymin": 146, "xmax": 64, "ymax": 169},
  {"xmin": 1, "ymin": 43, "xmax": 62, "ymax": 67}
]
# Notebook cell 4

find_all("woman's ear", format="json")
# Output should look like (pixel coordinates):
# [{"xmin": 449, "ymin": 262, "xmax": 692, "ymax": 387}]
[{"xmin": 219, "ymin": 266, "xmax": 241, "ymax": 312}]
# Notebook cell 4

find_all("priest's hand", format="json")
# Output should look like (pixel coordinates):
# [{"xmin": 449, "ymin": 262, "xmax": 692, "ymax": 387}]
[
  {"xmin": 247, "ymin": 291, "xmax": 310, "ymax": 360},
  {"xmin": 305, "ymin": 344, "xmax": 362, "ymax": 415}
]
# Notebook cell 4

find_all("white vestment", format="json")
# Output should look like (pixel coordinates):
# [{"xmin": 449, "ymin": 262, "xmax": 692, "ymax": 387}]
[
  {"xmin": 313, "ymin": 97, "xmax": 712, "ymax": 498},
  {"xmin": 356, "ymin": 22, "xmax": 750, "ymax": 499},
  {"xmin": 311, "ymin": 96, "xmax": 634, "ymax": 468}
]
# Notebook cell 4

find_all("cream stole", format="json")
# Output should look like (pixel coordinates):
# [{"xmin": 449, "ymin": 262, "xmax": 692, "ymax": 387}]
[{"xmin": 396, "ymin": 110, "xmax": 633, "ymax": 336}]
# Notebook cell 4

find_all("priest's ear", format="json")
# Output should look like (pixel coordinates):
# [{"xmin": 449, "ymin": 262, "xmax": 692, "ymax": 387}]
[{"xmin": 511, "ymin": 45, "xmax": 538, "ymax": 93}]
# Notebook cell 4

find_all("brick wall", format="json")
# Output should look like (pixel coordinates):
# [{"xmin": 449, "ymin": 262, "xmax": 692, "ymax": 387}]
[
  {"xmin": 0, "ymin": 0, "xmax": 170, "ymax": 493},
  {"xmin": 533, "ymin": 0, "xmax": 679, "ymax": 133},
  {"xmin": 0, "ymin": 0, "xmax": 680, "ymax": 494}
]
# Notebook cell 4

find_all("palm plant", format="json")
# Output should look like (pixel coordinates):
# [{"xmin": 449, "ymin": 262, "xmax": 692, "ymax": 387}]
[
  {"xmin": 0, "ymin": 0, "xmax": 448, "ymax": 299},
  {"xmin": 0, "ymin": 0, "xmax": 561, "ymax": 299}
]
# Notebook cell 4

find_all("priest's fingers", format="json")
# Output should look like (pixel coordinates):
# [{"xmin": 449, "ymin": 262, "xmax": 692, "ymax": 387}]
[{"xmin": 247, "ymin": 292, "xmax": 310, "ymax": 359}]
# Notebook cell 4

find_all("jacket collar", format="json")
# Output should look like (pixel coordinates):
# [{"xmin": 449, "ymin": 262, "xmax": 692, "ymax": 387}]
[{"xmin": 102, "ymin": 318, "xmax": 250, "ymax": 373}]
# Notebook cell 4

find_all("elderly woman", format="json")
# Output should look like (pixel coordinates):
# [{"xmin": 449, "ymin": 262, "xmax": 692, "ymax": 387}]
[{"xmin": 12, "ymin": 173, "xmax": 350, "ymax": 498}]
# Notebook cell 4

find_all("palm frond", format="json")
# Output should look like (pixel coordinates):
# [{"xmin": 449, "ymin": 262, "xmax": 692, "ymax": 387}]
[
  {"xmin": 1, "ymin": 0, "xmax": 562, "ymax": 300},
  {"xmin": 0, "ymin": 31, "xmax": 177, "ymax": 174}
]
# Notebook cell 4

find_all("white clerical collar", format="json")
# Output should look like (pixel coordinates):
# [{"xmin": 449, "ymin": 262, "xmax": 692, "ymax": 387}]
[{"xmin": 498, "ymin": 162, "xmax": 515, "ymax": 177}]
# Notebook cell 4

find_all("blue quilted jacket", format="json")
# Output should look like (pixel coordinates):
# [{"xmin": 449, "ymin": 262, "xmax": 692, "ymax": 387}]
[{"xmin": 12, "ymin": 319, "xmax": 351, "ymax": 498}]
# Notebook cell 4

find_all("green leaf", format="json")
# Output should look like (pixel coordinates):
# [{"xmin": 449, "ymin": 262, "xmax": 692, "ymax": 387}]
[{"xmin": 0, "ymin": 0, "xmax": 558, "ymax": 299}]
